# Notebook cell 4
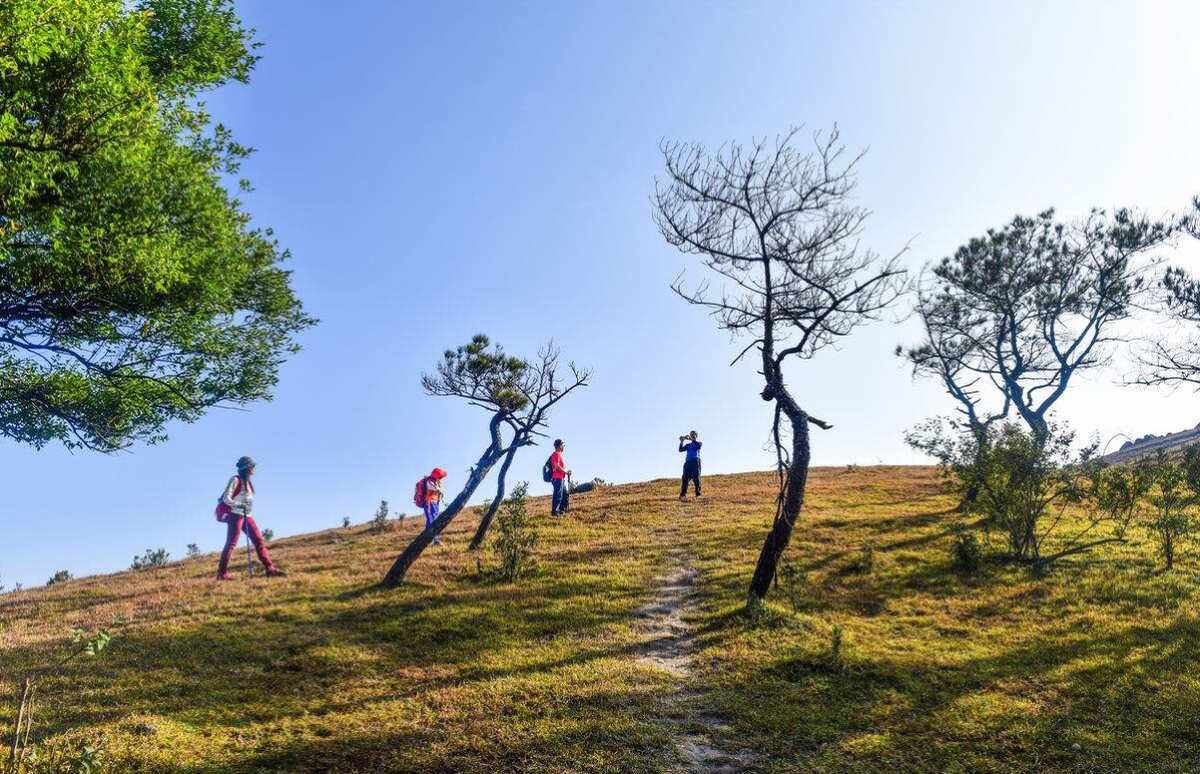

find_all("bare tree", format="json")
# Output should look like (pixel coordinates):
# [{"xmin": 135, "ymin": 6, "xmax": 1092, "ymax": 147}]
[
  {"xmin": 907, "ymin": 208, "xmax": 1172, "ymax": 448},
  {"xmin": 380, "ymin": 336, "xmax": 588, "ymax": 587},
  {"xmin": 653, "ymin": 126, "xmax": 907, "ymax": 604},
  {"xmin": 468, "ymin": 344, "xmax": 590, "ymax": 550}
]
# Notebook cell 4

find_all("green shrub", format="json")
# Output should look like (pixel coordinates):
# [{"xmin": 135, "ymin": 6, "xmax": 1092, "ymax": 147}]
[
  {"xmin": 46, "ymin": 569, "xmax": 72, "ymax": 587},
  {"xmin": 130, "ymin": 548, "xmax": 169, "ymax": 571},
  {"xmin": 491, "ymin": 483, "xmax": 538, "ymax": 582},
  {"xmin": 1147, "ymin": 455, "xmax": 1196, "ymax": 570},
  {"xmin": 951, "ymin": 532, "xmax": 982, "ymax": 574},
  {"xmin": 1090, "ymin": 460, "xmax": 1155, "ymax": 540},
  {"xmin": 369, "ymin": 500, "xmax": 390, "ymax": 533},
  {"xmin": 341, "ymin": 516, "xmax": 351, "ymax": 529},
  {"xmin": 185, "ymin": 543, "xmax": 201, "ymax": 558},
  {"xmin": 904, "ymin": 416, "xmax": 990, "ymax": 512}
]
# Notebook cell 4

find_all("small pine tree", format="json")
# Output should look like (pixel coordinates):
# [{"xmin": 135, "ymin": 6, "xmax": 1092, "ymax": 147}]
[
  {"xmin": 186, "ymin": 543, "xmax": 201, "ymax": 558},
  {"xmin": 370, "ymin": 500, "xmax": 390, "ymax": 532},
  {"xmin": 342, "ymin": 516, "xmax": 351, "ymax": 529},
  {"xmin": 493, "ymin": 483, "xmax": 539, "ymax": 581},
  {"xmin": 130, "ymin": 548, "xmax": 170, "ymax": 571}
]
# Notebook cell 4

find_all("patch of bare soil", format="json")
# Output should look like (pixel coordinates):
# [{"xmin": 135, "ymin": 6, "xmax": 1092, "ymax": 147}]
[{"xmin": 636, "ymin": 552, "xmax": 757, "ymax": 773}]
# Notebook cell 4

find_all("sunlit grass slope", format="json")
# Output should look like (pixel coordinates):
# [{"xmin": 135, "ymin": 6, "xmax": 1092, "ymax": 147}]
[{"xmin": 1, "ymin": 466, "xmax": 1197, "ymax": 772}]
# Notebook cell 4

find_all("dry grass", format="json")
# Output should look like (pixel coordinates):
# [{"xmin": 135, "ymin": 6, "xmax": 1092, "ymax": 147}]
[{"xmin": 1, "ymin": 466, "xmax": 1197, "ymax": 772}]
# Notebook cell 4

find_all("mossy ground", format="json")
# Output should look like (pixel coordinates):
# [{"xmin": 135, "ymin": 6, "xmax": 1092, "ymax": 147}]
[{"xmin": 1, "ymin": 466, "xmax": 1197, "ymax": 772}]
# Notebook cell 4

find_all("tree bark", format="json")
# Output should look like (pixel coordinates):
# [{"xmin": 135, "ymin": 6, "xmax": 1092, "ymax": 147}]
[
  {"xmin": 468, "ymin": 443, "xmax": 518, "ymax": 550},
  {"xmin": 381, "ymin": 414, "xmax": 508, "ymax": 587},
  {"xmin": 747, "ymin": 405, "xmax": 812, "ymax": 600}
]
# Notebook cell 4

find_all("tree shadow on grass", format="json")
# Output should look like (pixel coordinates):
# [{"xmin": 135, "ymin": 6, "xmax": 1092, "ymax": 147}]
[
  {"xmin": 713, "ymin": 613, "xmax": 1200, "ymax": 771},
  {"xmin": 160, "ymin": 705, "xmax": 669, "ymax": 774},
  {"xmin": 13, "ymin": 571, "xmax": 653, "ymax": 746}
]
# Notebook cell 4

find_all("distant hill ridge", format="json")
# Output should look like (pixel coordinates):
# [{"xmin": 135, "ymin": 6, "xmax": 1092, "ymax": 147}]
[{"xmin": 1098, "ymin": 421, "xmax": 1200, "ymax": 464}]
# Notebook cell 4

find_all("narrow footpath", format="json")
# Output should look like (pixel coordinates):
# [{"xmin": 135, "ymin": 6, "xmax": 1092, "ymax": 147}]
[{"xmin": 635, "ymin": 548, "xmax": 757, "ymax": 773}]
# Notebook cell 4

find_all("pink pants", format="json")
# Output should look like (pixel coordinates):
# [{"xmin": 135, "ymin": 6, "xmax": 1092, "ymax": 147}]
[{"xmin": 217, "ymin": 515, "xmax": 275, "ymax": 575}]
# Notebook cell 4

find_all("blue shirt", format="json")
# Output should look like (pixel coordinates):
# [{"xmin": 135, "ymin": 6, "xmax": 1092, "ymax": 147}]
[{"xmin": 679, "ymin": 440, "xmax": 702, "ymax": 462}]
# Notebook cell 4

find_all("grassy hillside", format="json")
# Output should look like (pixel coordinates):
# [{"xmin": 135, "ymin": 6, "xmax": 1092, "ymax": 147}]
[{"xmin": 1, "ymin": 466, "xmax": 1198, "ymax": 772}]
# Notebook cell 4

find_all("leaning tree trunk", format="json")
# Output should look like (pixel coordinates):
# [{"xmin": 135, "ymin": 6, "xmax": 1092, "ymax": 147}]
[
  {"xmin": 381, "ymin": 415, "xmax": 508, "ymax": 587},
  {"xmin": 748, "ymin": 405, "xmax": 811, "ymax": 601},
  {"xmin": 468, "ymin": 443, "xmax": 518, "ymax": 550}
]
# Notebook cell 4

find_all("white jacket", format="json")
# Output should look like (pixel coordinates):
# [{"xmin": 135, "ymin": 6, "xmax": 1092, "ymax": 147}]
[{"xmin": 221, "ymin": 475, "xmax": 255, "ymax": 517}]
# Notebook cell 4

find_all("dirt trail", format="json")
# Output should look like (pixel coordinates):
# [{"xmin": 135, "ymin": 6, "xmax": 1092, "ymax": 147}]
[{"xmin": 636, "ymin": 550, "xmax": 756, "ymax": 773}]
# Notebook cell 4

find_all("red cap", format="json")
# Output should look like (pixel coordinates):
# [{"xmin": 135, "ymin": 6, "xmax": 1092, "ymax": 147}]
[{"xmin": 431, "ymin": 468, "xmax": 447, "ymax": 480}]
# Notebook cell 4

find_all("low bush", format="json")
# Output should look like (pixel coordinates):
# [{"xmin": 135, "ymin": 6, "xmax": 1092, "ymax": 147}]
[
  {"xmin": 951, "ymin": 532, "xmax": 982, "ymax": 574},
  {"xmin": 1147, "ymin": 455, "xmax": 1196, "ymax": 570},
  {"xmin": 369, "ymin": 500, "xmax": 390, "ymax": 533},
  {"xmin": 1090, "ymin": 459, "xmax": 1155, "ymax": 540},
  {"xmin": 489, "ymin": 483, "xmax": 538, "ymax": 582},
  {"xmin": 130, "ymin": 549, "xmax": 169, "ymax": 571},
  {"xmin": 45, "ymin": 570, "xmax": 72, "ymax": 587}
]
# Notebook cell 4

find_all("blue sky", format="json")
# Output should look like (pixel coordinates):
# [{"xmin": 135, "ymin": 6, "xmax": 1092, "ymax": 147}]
[{"xmin": 4, "ymin": 0, "xmax": 1199, "ymax": 589}]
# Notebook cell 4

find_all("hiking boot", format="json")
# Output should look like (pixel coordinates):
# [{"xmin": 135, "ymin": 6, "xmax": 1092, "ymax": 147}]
[
  {"xmin": 265, "ymin": 567, "xmax": 286, "ymax": 577},
  {"xmin": 216, "ymin": 572, "xmax": 234, "ymax": 581}
]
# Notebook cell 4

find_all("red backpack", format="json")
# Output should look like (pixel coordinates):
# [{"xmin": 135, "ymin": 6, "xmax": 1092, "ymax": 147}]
[
  {"xmin": 413, "ymin": 477, "xmax": 427, "ymax": 509},
  {"xmin": 214, "ymin": 477, "xmax": 249, "ymax": 522}
]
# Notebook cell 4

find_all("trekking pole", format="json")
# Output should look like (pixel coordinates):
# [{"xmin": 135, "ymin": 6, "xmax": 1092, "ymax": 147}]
[{"xmin": 244, "ymin": 518, "xmax": 253, "ymax": 578}]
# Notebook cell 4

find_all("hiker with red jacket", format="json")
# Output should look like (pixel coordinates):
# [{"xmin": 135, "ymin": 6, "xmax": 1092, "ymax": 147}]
[
  {"xmin": 215, "ymin": 456, "xmax": 285, "ymax": 580},
  {"xmin": 415, "ymin": 468, "xmax": 447, "ymax": 545},
  {"xmin": 549, "ymin": 439, "xmax": 572, "ymax": 515}
]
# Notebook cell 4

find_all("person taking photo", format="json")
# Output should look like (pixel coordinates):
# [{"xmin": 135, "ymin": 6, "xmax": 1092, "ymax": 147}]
[{"xmin": 678, "ymin": 431, "xmax": 703, "ymax": 500}]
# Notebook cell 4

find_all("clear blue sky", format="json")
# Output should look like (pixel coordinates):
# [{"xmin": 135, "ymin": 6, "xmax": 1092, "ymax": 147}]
[{"xmin": 4, "ymin": 1, "xmax": 1198, "ymax": 589}]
